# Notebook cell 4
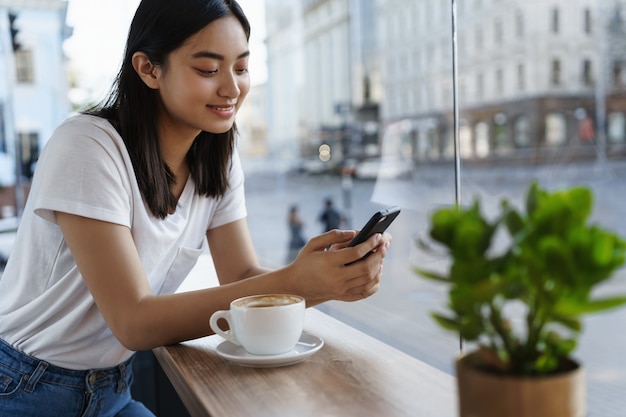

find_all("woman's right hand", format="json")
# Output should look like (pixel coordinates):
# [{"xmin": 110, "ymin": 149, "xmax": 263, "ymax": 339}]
[{"xmin": 287, "ymin": 229, "xmax": 391, "ymax": 304}]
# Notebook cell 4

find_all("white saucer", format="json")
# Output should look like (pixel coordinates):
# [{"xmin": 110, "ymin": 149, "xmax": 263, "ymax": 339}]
[{"xmin": 215, "ymin": 332, "xmax": 324, "ymax": 368}]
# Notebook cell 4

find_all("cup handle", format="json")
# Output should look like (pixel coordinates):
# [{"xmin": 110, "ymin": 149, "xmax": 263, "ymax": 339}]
[{"xmin": 209, "ymin": 310, "xmax": 240, "ymax": 345}]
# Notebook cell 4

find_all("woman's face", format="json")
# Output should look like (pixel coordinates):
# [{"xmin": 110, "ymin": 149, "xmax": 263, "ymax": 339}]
[{"xmin": 154, "ymin": 15, "xmax": 250, "ymax": 137}]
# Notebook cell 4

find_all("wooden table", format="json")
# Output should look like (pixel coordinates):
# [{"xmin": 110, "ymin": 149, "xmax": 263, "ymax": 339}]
[{"xmin": 153, "ymin": 307, "xmax": 457, "ymax": 417}]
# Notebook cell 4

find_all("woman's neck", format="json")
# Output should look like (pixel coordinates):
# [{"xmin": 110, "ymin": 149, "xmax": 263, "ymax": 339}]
[{"xmin": 158, "ymin": 123, "xmax": 198, "ymax": 203}]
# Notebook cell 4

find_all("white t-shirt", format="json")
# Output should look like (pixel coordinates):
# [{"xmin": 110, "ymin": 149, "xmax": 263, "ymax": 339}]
[{"xmin": 0, "ymin": 114, "xmax": 247, "ymax": 369}]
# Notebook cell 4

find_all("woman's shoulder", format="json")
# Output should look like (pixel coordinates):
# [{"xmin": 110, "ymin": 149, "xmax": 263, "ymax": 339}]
[
  {"xmin": 49, "ymin": 113, "xmax": 123, "ymax": 151},
  {"xmin": 56, "ymin": 113, "xmax": 117, "ymax": 136}
]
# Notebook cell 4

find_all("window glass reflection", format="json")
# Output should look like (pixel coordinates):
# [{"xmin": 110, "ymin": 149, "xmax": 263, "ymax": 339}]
[{"xmin": 252, "ymin": 1, "xmax": 626, "ymax": 413}]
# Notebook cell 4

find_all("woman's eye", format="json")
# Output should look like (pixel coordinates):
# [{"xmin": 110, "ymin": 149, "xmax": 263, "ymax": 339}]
[
  {"xmin": 236, "ymin": 68, "xmax": 249, "ymax": 74},
  {"xmin": 198, "ymin": 69, "xmax": 218, "ymax": 75}
]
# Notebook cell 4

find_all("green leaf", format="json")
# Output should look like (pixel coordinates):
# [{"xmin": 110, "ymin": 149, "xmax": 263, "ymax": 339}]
[
  {"xmin": 449, "ymin": 258, "xmax": 496, "ymax": 285},
  {"xmin": 549, "ymin": 313, "xmax": 582, "ymax": 332},
  {"xmin": 537, "ymin": 236, "xmax": 574, "ymax": 282},
  {"xmin": 412, "ymin": 267, "xmax": 449, "ymax": 283},
  {"xmin": 503, "ymin": 207, "xmax": 524, "ymax": 236},
  {"xmin": 431, "ymin": 313, "xmax": 461, "ymax": 332},
  {"xmin": 525, "ymin": 181, "xmax": 543, "ymax": 216},
  {"xmin": 449, "ymin": 281, "xmax": 498, "ymax": 310},
  {"xmin": 589, "ymin": 228, "xmax": 626, "ymax": 268},
  {"xmin": 452, "ymin": 219, "xmax": 491, "ymax": 259},
  {"xmin": 565, "ymin": 187, "xmax": 593, "ymax": 224},
  {"xmin": 554, "ymin": 296, "xmax": 626, "ymax": 316},
  {"xmin": 429, "ymin": 207, "xmax": 463, "ymax": 246}
]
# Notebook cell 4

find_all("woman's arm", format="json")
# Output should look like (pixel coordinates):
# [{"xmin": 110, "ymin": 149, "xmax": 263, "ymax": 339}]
[
  {"xmin": 56, "ymin": 213, "xmax": 389, "ymax": 351},
  {"xmin": 206, "ymin": 217, "xmax": 272, "ymax": 283},
  {"xmin": 206, "ymin": 219, "xmax": 389, "ymax": 305}
]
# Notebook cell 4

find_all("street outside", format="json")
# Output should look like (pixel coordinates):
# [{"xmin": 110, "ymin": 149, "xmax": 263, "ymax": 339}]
[
  {"xmin": 0, "ymin": 156, "xmax": 624, "ymax": 415},
  {"xmin": 242, "ymin": 156, "xmax": 626, "ymax": 417}
]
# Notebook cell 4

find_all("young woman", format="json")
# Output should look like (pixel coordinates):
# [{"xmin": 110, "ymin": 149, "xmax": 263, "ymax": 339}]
[{"xmin": 0, "ymin": 0, "xmax": 391, "ymax": 415}]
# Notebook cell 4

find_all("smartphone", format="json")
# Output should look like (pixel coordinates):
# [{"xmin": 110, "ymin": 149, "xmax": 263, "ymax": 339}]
[{"xmin": 348, "ymin": 206, "xmax": 401, "ymax": 247}]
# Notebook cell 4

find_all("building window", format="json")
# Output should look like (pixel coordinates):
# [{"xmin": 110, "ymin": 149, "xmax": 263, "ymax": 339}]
[
  {"xmin": 582, "ymin": 59, "xmax": 593, "ymax": 86},
  {"xmin": 427, "ymin": 128, "xmax": 440, "ymax": 159},
  {"xmin": 517, "ymin": 64, "xmax": 525, "ymax": 91},
  {"xmin": 496, "ymin": 68, "xmax": 504, "ymax": 95},
  {"xmin": 552, "ymin": 8, "xmax": 559, "ymax": 34},
  {"xmin": 459, "ymin": 125, "xmax": 473, "ymax": 159},
  {"xmin": 476, "ymin": 27, "xmax": 483, "ymax": 50},
  {"xmin": 584, "ymin": 8, "xmax": 592, "ymax": 34},
  {"xmin": 608, "ymin": 112, "xmax": 626, "ymax": 143},
  {"xmin": 477, "ymin": 72, "xmax": 484, "ymax": 99},
  {"xmin": 15, "ymin": 49, "xmax": 34, "ymax": 84},
  {"xmin": 613, "ymin": 63, "xmax": 624, "ymax": 88},
  {"xmin": 514, "ymin": 116, "xmax": 531, "ymax": 147},
  {"xmin": 516, "ymin": 11, "xmax": 524, "ymax": 38},
  {"xmin": 495, "ymin": 19, "xmax": 503, "ymax": 44},
  {"xmin": 475, "ymin": 121, "xmax": 490, "ymax": 158},
  {"xmin": 0, "ymin": 105, "xmax": 5, "ymax": 152},
  {"xmin": 493, "ymin": 113, "xmax": 510, "ymax": 151},
  {"xmin": 546, "ymin": 113, "xmax": 567, "ymax": 145},
  {"xmin": 551, "ymin": 59, "xmax": 561, "ymax": 86}
]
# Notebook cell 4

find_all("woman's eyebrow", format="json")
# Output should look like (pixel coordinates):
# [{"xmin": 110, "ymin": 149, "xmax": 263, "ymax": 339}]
[{"xmin": 191, "ymin": 50, "xmax": 250, "ymax": 60}]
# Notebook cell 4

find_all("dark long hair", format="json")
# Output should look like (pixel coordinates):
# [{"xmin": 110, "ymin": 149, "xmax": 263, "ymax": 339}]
[{"xmin": 86, "ymin": 0, "xmax": 250, "ymax": 219}]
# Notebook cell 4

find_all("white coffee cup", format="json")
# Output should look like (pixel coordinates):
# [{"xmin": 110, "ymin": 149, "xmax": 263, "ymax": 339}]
[{"xmin": 209, "ymin": 294, "xmax": 305, "ymax": 356}]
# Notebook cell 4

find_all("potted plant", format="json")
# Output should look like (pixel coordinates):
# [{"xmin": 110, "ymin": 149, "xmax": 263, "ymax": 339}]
[{"xmin": 415, "ymin": 181, "xmax": 626, "ymax": 417}]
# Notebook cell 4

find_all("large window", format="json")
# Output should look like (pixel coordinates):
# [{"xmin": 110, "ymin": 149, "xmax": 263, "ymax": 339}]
[{"xmin": 252, "ymin": 1, "xmax": 626, "ymax": 415}]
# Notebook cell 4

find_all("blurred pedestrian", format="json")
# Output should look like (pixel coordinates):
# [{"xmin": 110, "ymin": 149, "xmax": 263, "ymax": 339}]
[
  {"xmin": 286, "ymin": 204, "xmax": 306, "ymax": 263},
  {"xmin": 318, "ymin": 197, "xmax": 343, "ymax": 232}
]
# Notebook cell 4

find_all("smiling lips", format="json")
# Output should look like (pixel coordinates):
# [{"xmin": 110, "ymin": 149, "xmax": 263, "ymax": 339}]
[
  {"xmin": 207, "ymin": 104, "xmax": 236, "ymax": 117},
  {"xmin": 208, "ymin": 104, "xmax": 234, "ymax": 111}
]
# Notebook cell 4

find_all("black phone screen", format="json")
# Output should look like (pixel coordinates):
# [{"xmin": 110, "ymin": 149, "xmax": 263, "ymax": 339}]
[{"xmin": 348, "ymin": 206, "xmax": 401, "ymax": 247}]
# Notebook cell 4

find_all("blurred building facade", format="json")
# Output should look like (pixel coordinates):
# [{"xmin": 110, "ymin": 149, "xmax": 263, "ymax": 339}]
[
  {"xmin": 264, "ymin": 0, "xmax": 626, "ymax": 170},
  {"xmin": 379, "ymin": 0, "xmax": 626, "ymax": 164},
  {"xmin": 262, "ymin": 0, "xmax": 305, "ymax": 167},
  {"xmin": 264, "ymin": 0, "xmax": 379, "ymax": 168},
  {"xmin": 0, "ymin": 0, "xmax": 71, "ymax": 213}
]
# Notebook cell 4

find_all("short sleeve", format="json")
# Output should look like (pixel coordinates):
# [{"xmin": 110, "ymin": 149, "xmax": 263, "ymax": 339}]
[
  {"xmin": 207, "ymin": 149, "xmax": 247, "ymax": 229},
  {"xmin": 33, "ymin": 116, "xmax": 133, "ymax": 227}
]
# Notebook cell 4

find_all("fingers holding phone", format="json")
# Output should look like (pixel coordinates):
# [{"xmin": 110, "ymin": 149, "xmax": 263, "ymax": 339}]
[
  {"xmin": 337, "ymin": 236, "xmax": 390, "ymax": 301},
  {"xmin": 287, "ymin": 208, "xmax": 396, "ymax": 303},
  {"xmin": 345, "ymin": 206, "xmax": 399, "ymax": 265}
]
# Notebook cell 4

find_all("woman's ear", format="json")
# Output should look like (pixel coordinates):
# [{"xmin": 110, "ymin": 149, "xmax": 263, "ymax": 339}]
[{"xmin": 132, "ymin": 52, "xmax": 160, "ymax": 89}]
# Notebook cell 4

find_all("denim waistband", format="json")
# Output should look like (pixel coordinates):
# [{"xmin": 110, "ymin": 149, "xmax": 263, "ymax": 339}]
[{"xmin": 0, "ymin": 338, "xmax": 133, "ymax": 393}]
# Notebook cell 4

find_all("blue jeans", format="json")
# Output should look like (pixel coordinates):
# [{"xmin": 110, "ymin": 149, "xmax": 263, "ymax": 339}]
[{"xmin": 0, "ymin": 338, "xmax": 154, "ymax": 417}]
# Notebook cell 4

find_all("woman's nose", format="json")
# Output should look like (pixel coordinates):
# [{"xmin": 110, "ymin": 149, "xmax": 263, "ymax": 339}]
[{"xmin": 218, "ymin": 71, "xmax": 240, "ymax": 98}]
